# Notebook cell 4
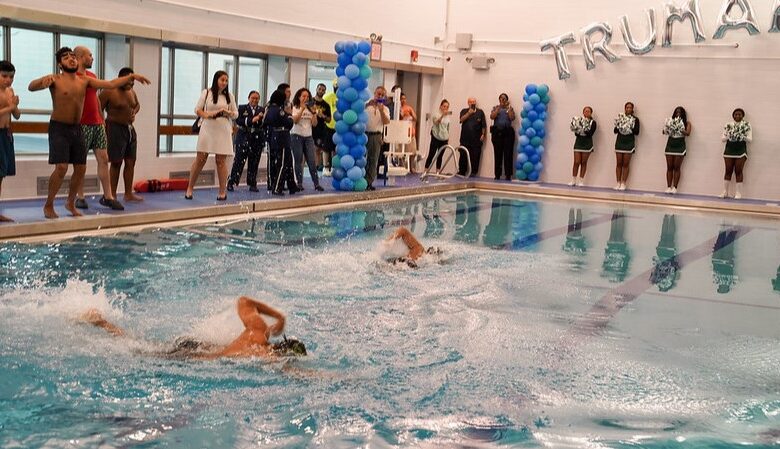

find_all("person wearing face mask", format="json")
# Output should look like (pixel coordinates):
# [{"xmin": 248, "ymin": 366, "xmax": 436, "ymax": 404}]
[
  {"xmin": 228, "ymin": 90, "xmax": 265, "ymax": 192},
  {"xmin": 489, "ymin": 93, "xmax": 516, "ymax": 180}
]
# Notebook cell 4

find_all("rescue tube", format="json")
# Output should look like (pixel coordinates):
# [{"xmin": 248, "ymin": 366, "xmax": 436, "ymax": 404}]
[{"xmin": 133, "ymin": 178, "xmax": 189, "ymax": 193}]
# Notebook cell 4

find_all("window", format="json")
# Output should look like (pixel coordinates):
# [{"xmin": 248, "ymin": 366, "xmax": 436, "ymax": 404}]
[
  {"xmin": 2, "ymin": 24, "xmax": 109, "ymax": 155},
  {"xmin": 266, "ymin": 55, "xmax": 288, "ymax": 102},
  {"xmin": 159, "ymin": 45, "xmax": 268, "ymax": 153}
]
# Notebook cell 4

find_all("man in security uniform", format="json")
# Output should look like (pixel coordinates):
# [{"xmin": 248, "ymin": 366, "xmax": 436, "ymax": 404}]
[{"xmin": 228, "ymin": 90, "xmax": 265, "ymax": 192}]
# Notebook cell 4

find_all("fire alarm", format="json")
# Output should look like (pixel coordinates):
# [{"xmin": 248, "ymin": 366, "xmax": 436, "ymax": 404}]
[{"xmin": 410, "ymin": 49, "xmax": 419, "ymax": 63}]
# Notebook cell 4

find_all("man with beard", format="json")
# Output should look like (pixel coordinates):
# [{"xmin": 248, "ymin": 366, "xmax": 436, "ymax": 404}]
[{"xmin": 28, "ymin": 47, "xmax": 150, "ymax": 219}]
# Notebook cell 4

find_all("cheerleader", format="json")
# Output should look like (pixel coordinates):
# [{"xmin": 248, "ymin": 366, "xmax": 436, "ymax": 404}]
[
  {"xmin": 613, "ymin": 102, "xmax": 640, "ymax": 191},
  {"xmin": 662, "ymin": 106, "xmax": 692, "ymax": 194},
  {"xmin": 720, "ymin": 108, "xmax": 751, "ymax": 199},
  {"xmin": 569, "ymin": 106, "xmax": 597, "ymax": 187}
]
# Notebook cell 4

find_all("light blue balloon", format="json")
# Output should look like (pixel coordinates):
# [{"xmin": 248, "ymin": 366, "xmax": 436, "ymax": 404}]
[
  {"xmin": 344, "ymin": 41, "xmax": 358, "ymax": 56},
  {"xmin": 347, "ymin": 166, "xmax": 363, "ymax": 181},
  {"xmin": 523, "ymin": 101, "xmax": 533, "ymax": 112},
  {"xmin": 522, "ymin": 93, "xmax": 529, "ymax": 102},
  {"xmin": 352, "ymin": 52, "xmax": 368, "ymax": 66},
  {"xmin": 343, "ymin": 110, "xmax": 358, "ymax": 125},
  {"xmin": 351, "ymin": 99, "xmax": 365, "ymax": 114},
  {"xmin": 534, "ymin": 103, "xmax": 547, "ymax": 113},
  {"xmin": 539, "ymin": 112, "xmax": 547, "ymax": 120},
  {"xmin": 340, "ymin": 154, "xmax": 355, "ymax": 170},
  {"xmin": 520, "ymin": 109, "xmax": 528, "ymax": 118},
  {"xmin": 537, "ymin": 145, "xmax": 545, "ymax": 155},
  {"xmin": 357, "ymin": 40, "xmax": 372, "ymax": 54},
  {"xmin": 523, "ymin": 144, "xmax": 535, "ymax": 154},
  {"xmin": 521, "ymin": 118, "xmax": 532, "ymax": 130},
  {"xmin": 527, "ymin": 110, "xmax": 538, "ymax": 121},
  {"xmin": 351, "ymin": 122, "xmax": 366, "ymax": 135},
  {"xmin": 335, "ymin": 121, "xmax": 349, "ymax": 135},
  {"xmin": 342, "ymin": 132, "xmax": 357, "ymax": 147},
  {"xmin": 359, "ymin": 90, "xmax": 371, "ymax": 102},
  {"xmin": 532, "ymin": 120, "xmax": 545, "ymax": 131},
  {"xmin": 534, "ymin": 162, "xmax": 544, "ymax": 172},
  {"xmin": 519, "ymin": 135, "xmax": 530, "ymax": 146},
  {"xmin": 340, "ymin": 177, "xmax": 354, "ymax": 191},
  {"xmin": 337, "ymin": 76, "xmax": 352, "ymax": 90},
  {"xmin": 529, "ymin": 93, "xmax": 541, "ymax": 105},
  {"xmin": 523, "ymin": 162, "xmax": 534, "ymax": 173},
  {"xmin": 345, "ymin": 64, "xmax": 360, "ymax": 79},
  {"xmin": 516, "ymin": 170, "xmax": 528, "ymax": 180},
  {"xmin": 530, "ymin": 154, "xmax": 541, "ymax": 164},
  {"xmin": 518, "ymin": 153, "xmax": 528, "ymax": 164},
  {"xmin": 343, "ymin": 87, "xmax": 358, "ymax": 102},
  {"xmin": 525, "ymin": 128, "xmax": 537, "ymax": 138},
  {"xmin": 355, "ymin": 156, "xmax": 367, "ymax": 168},
  {"xmin": 525, "ymin": 84, "xmax": 537, "ymax": 95},
  {"xmin": 335, "ymin": 41, "xmax": 346, "ymax": 53},
  {"xmin": 332, "ymin": 133, "xmax": 342, "ymax": 145},
  {"xmin": 336, "ymin": 144, "xmax": 349, "ymax": 156},
  {"xmin": 333, "ymin": 111, "xmax": 342, "ymax": 122},
  {"xmin": 358, "ymin": 111, "xmax": 368, "ymax": 123},
  {"xmin": 528, "ymin": 171, "xmax": 539, "ymax": 182},
  {"xmin": 359, "ymin": 65, "xmax": 373, "ymax": 79},
  {"xmin": 536, "ymin": 84, "xmax": 549, "ymax": 96},
  {"xmin": 357, "ymin": 134, "xmax": 368, "ymax": 145}
]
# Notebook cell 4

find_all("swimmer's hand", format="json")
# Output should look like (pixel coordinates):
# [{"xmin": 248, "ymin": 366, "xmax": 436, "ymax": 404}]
[{"xmin": 78, "ymin": 308, "xmax": 125, "ymax": 337}]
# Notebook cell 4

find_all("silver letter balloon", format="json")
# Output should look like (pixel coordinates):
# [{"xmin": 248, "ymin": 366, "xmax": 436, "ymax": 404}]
[
  {"xmin": 663, "ymin": 0, "xmax": 707, "ymax": 47},
  {"xmin": 540, "ymin": 32, "xmax": 576, "ymax": 80},
  {"xmin": 581, "ymin": 22, "xmax": 621, "ymax": 70},
  {"xmin": 619, "ymin": 9, "xmax": 658, "ymax": 55},
  {"xmin": 713, "ymin": 0, "xmax": 761, "ymax": 38}
]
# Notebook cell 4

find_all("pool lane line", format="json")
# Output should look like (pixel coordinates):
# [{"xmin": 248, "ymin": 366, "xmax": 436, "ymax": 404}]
[{"xmin": 567, "ymin": 225, "xmax": 753, "ymax": 338}]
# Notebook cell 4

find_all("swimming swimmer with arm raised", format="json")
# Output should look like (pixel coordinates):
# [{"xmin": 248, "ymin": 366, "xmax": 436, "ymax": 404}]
[
  {"xmin": 80, "ymin": 296, "xmax": 305, "ymax": 359},
  {"xmin": 389, "ymin": 227, "xmax": 425, "ymax": 261}
]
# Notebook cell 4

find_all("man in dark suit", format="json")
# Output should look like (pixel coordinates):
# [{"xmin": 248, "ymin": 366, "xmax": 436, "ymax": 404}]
[{"xmin": 228, "ymin": 90, "xmax": 265, "ymax": 192}]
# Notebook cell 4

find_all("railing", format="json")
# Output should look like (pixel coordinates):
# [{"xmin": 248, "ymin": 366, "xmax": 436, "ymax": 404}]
[
  {"xmin": 11, "ymin": 122, "xmax": 193, "ymax": 136},
  {"xmin": 420, "ymin": 144, "xmax": 471, "ymax": 180}
]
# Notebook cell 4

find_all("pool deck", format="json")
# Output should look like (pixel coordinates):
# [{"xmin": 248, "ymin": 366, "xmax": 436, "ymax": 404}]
[{"xmin": 2, "ymin": 175, "xmax": 779, "ymax": 241}]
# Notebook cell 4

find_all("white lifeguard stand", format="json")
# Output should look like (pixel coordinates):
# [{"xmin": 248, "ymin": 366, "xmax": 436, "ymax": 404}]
[{"xmin": 380, "ymin": 89, "xmax": 414, "ymax": 184}]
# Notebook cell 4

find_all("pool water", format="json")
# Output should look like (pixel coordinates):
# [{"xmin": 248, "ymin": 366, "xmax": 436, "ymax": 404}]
[{"xmin": 1, "ymin": 193, "xmax": 779, "ymax": 448}]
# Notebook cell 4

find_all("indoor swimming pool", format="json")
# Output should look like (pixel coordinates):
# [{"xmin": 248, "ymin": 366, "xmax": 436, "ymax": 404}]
[{"xmin": 1, "ymin": 192, "xmax": 778, "ymax": 448}]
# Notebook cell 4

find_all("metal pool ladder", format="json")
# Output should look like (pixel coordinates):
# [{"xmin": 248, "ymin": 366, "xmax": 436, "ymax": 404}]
[{"xmin": 420, "ymin": 144, "xmax": 471, "ymax": 181}]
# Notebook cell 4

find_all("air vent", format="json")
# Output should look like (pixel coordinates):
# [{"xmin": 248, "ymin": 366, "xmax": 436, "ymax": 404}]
[{"xmin": 37, "ymin": 175, "xmax": 100, "ymax": 196}]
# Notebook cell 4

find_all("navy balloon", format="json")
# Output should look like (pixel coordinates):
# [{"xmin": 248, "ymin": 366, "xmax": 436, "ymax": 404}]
[
  {"xmin": 344, "ymin": 41, "xmax": 358, "ymax": 56},
  {"xmin": 337, "ymin": 53, "xmax": 351, "ymax": 67},
  {"xmin": 351, "ymin": 77, "xmax": 367, "ymax": 91},
  {"xmin": 333, "ymin": 167, "xmax": 346, "ymax": 180},
  {"xmin": 357, "ymin": 40, "xmax": 372, "ymax": 54},
  {"xmin": 525, "ymin": 84, "xmax": 537, "ymax": 95},
  {"xmin": 349, "ymin": 145, "xmax": 365, "ymax": 159},
  {"xmin": 528, "ymin": 171, "xmax": 539, "ymax": 181},
  {"xmin": 342, "ymin": 133, "xmax": 357, "ymax": 147},
  {"xmin": 335, "ymin": 66, "xmax": 345, "ymax": 77},
  {"xmin": 335, "ymin": 41, "xmax": 346, "ymax": 53},
  {"xmin": 527, "ymin": 110, "xmax": 538, "ymax": 121}
]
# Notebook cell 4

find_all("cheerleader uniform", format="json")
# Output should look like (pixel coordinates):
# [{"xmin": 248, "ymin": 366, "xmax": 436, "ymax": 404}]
[
  {"xmin": 614, "ymin": 115, "xmax": 640, "ymax": 153},
  {"xmin": 664, "ymin": 128, "xmax": 686, "ymax": 156},
  {"xmin": 573, "ymin": 119, "xmax": 597, "ymax": 153},
  {"xmin": 721, "ymin": 121, "xmax": 752, "ymax": 159}
]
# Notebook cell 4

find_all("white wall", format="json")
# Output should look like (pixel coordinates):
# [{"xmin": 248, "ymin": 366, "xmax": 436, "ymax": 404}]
[{"xmin": 442, "ymin": 0, "xmax": 780, "ymax": 199}]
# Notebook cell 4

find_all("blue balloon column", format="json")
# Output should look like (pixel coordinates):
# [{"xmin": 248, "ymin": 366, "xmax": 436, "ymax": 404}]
[
  {"xmin": 516, "ymin": 84, "xmax": 550, "ymax": 182},
  {"xmin": 332, "ymin": 40, "xmax": 373, "ymax": 191}
]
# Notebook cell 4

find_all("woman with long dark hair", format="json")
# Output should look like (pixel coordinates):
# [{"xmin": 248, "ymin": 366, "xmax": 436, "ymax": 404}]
[
  {"xmin": 662, "ymin": 106, "xmax": 691, "ymax": 194},
  {"xmin": 185, "ymin": 70, "xmax": 238, "ymax": 200},
  {"xmin": 290, "ymin": 87, "xmax": 323, "ymax": 191}
]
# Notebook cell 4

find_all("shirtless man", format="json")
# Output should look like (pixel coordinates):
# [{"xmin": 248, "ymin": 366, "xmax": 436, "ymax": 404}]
[
  {"xmin": 81, "ymin": 296, "xmax": 306, "ymax": 359},
  {"xmin": 384, "ymin": 227, "xmax": 444, "ymax": 268},
  {"xmin": 0, "ymin": 60, "xmax": 21, "ymax": 222},
  {"xmin": 28, "ymin": 47, "xmax": 150, "ymax": 219},
  {"xmin": 73, "ymin": 46, "xmax": 124, "ymax": 211},
  {"xmin": 99, "ymin": 67, "xmax": 143, "ymax": 202}
]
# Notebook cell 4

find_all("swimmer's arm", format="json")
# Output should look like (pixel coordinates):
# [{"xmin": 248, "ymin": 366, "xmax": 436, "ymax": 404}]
[
  {"xmin": 88, "ymin": 73, "xmax": 151, "ymax": 90},
  {"xmin": 392, "ymin": 227, "xmax": 425, "ymax": 260},
  {"xmin": 28, "ymin": 74, "xmax": 56, "ymax": 91},
  {"xmin": 238, "ymin": 296, "xmax": 285, "ymax": 336}
]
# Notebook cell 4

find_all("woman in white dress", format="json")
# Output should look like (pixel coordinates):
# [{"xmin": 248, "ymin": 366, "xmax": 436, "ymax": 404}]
[{"xmin": 185, "ymin": 70, "xmax": 239, "ymax": 200}]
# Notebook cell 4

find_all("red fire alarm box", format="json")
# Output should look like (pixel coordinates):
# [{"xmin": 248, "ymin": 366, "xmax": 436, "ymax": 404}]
[{"xmin": 410, "ymin": 49, "xmax": 419, "ymax": 63}]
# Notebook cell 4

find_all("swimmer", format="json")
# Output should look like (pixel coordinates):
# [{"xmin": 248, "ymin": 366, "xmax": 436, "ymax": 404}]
[
  {"xmin": 381, "ymin": 227, "xmax": 444, "ymax": 268},
  {"xmin": 80, "ymin": 296, "xmax": 306, "ymax": 359}
]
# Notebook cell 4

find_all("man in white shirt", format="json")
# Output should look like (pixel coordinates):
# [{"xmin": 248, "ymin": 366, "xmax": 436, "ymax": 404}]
[{"xmin": 364, "ymin": 86, "xmax": 390, "ymax": 190}]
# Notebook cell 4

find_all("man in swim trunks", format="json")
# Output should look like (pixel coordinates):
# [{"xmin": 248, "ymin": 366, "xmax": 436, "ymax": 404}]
[
  {"xmin": 80, "ymin": 296, "xmax": 306, "ymax": 359},
  {"xmin": 28, "ymin": 47, "xmax": 150, "ymax": 219},
  {"xmin": 0, "ymin": 60, "xmax": 21, "ymax": 222},
  {"xmin": 99, "ymin": 67, "xmax": 143, "ymax": 203}
]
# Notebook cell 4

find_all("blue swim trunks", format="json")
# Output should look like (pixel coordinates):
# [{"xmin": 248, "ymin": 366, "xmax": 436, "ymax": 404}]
[{"xmin": 0, "ymin": 128, "xmax": 15, "ymax": 178}]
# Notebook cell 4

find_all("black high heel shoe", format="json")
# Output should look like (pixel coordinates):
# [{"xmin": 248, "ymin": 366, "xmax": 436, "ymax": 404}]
[
  {"xmin": 184, "ymin": 193, "xmax": 193, "ymax": 200},
  {"xmin": 216, "ymin": 195, "xmax": 227, "ymax": 201}
]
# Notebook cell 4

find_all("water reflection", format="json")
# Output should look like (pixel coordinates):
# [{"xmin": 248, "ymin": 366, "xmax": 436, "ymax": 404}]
[
  {"xmin": 650, "ymin": 215, "xmax": 680, "ymax": 292},
  {"xmin": 422, "ymin": 199, "xmax": 445, "ymax": 239},
  {"xmin": 483, "ymin": 198, "xmax": 513, "ymax": 248},
  {"xmin": 773, "ymin": 265, "xmax": 780, "ymax": 293},
  {"xmin": 601, "ymin": 210, "xmax": 631, "ymax": 283},
  {"xmin": 712, "ymin": 227, "xmax": 739, "ymax": 294},
  {"xmin": 454, "ymin": 195, "xmax": 481, "ymax": 244},
  {"xmin": 562, "ymin": 208, "xmax": 588, "ymax": 271}
]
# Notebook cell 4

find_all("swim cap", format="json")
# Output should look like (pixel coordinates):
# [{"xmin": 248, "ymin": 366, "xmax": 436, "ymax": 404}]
[{"xmin": 271, "ymin": 335, "xmax": 307, "ymax": 356}]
